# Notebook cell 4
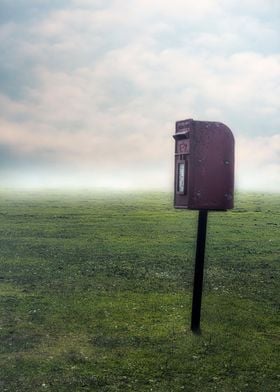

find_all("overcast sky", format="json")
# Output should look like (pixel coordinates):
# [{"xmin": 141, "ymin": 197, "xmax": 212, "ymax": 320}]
[{"xmin": 0, "ymin": 0, "xmax": 279, "ymax": 191}]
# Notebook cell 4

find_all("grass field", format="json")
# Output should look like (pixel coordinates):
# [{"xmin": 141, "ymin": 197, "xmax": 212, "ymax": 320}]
[{"xmin": 0, "ymin": 190, "xmax": 279, "ymax": 391}]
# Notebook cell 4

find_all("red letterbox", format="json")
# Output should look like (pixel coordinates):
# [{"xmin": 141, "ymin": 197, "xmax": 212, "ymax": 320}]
[{"xmin": 173, "ymin": 119, "xmax": 234, "ymax": 210}]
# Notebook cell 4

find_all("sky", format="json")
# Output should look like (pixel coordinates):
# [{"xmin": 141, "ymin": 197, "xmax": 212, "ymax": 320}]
[{"xmin": 0, "ymin": 0, "xmax": 279, "ymax": 191}]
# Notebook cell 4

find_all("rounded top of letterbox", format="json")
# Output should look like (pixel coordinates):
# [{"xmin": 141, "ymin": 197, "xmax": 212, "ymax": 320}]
[
  {"xmin": 174, "ymin": 119, "xmax": 234, "ymax": 143},
  {"xmin": 203, "ymin": 120, "xmax": 234, "ymax": 140}
]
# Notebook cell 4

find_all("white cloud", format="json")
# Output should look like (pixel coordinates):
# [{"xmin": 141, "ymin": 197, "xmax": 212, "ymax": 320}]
[
  {"xmin": 0, "ymin": 0, "xmax": 279, "ymax": 191},
  {"xmin": 236, "ymin": 135, "xmax": 280, "ymax": 192}
]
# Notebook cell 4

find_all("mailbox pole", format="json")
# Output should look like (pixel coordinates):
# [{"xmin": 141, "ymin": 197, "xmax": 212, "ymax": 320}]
[
  {"xmin": 191, "ymin": 209, "xmax": 208, "ymax": 333},
  {"xmin": 173, "ymin": 119, "xmax": 234, "ymax": 332}
]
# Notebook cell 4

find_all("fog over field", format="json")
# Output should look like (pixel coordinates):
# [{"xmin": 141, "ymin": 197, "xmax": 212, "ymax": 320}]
[{"xmin": 0, "ymin": 0, "xmax": 279, "ymax": 191}]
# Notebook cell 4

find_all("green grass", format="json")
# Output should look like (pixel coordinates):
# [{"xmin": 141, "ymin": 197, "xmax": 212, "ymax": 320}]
[{"xmin": 0, "ymin": 190, "xmax": 279, "ymax": 391}]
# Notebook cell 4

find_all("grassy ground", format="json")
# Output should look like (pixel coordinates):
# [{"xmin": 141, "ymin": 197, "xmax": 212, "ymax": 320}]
[{"xmin": 0, "ymin": 190, "xmax": 279, "ymax": 391}]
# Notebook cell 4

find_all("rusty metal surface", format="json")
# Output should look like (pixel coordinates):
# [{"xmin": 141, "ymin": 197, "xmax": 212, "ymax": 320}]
[{"xmin": 173, "ymin": 119, "xmax": 234, "ymax": 210}]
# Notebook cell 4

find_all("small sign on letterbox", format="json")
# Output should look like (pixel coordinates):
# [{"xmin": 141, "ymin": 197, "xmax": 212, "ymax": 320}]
[{"xmin": 173, "ymin": 119, "xmax": 234, "ymax": 210}]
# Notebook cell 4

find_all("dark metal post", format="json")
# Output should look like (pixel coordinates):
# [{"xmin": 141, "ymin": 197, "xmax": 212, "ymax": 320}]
[{"xmin": 191, "ymin": 209, "xmax": 208, "ymax": 333}]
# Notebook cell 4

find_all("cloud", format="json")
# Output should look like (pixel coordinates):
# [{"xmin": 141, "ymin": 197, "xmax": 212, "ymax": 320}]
[
  {"xmin": 236, "ymin": 135, "xmax": 280, "ymax": 192},
  {"xmin": 0, "ymin": 0, "xmax": 279, "ymax": 190}
]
